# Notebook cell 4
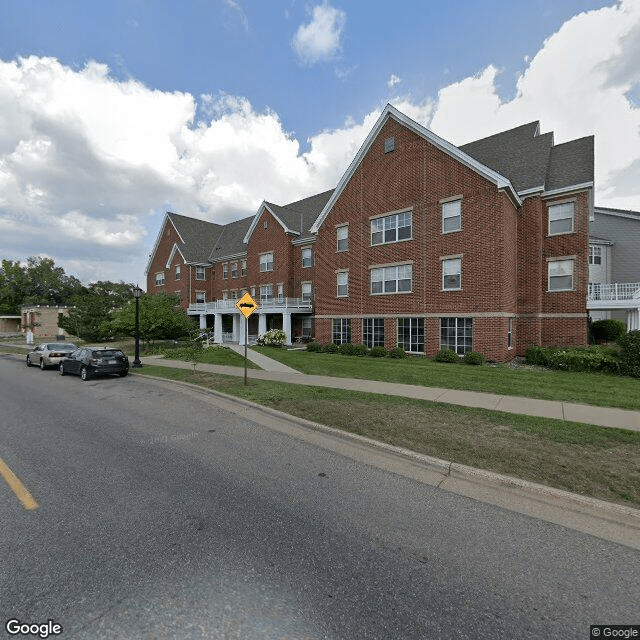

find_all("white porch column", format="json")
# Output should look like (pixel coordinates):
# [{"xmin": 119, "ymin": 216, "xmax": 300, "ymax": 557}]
[
  {"xmin": 199, "ymin": 314, "xmax": 207, "ymax": 329},
  {"xmin": 238, "ymin": 315, "xmax": 246, "ymax": 346},
  {"xmin": 258, "ymin": 312, "xmax": 267, "ymax": 336},
  {"xmin": 282, "ymin": 312, "xmax": 292, "ymax": 345},
  {"xmin": 213, "ymin": 313, "xmax": 223, "ymax": 343},
  {"xmin": 232, "ymin": 313, "xmax": 240, "ymax": 343},
  {"xmin": 628, "ymin": 308, "xmax": 640, "ymax": 331}
]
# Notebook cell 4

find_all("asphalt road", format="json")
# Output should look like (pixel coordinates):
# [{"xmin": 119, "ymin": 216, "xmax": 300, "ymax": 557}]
[{"xmin": 1, "ymin": 354, "xmax": 638, "ymax": 639}]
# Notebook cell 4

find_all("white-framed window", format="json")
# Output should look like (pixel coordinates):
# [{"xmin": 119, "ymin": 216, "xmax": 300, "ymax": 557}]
[
  {"xmin": 371, "ymin": 210, "xmax": 412, "ymax": 245},
  {"xmin": 548, "ymin": 259, "xmax": 574, "ymax": 291},
  {"xmin": 196, "ymin": 266, "xmax": 205, "ymax": 280},
  {"xmin": 195, "ymin": 291, "xmax": 205, "ymax": 304},
  {"xmin": 222, "ymin": 290, "xmax": 228, "ymax": 300},
  {"xmin": 301, "ymin": 282, "xmax": 312, "ymax": 301},
  {"xmin": 302, "ymin": 317, "xmax": 312, "ymax": 338},
  {"xmin": 250, "ymin": 286, "xmax": 256, "ymax": 298},
  {"xmin": 440, "ymin": 317, "xmax": 473, "ymax": 355},
  {"xmin": 222, "ymin": 263, "xmax": 228, "ymax": 279},
  {"xmin": 260, "ymin": 252, "xmax": 274, "ymax": 272},
  {"xmin": 363, "ymin": 318, "xmax": 385, "ymax": 348},
  {"xmin": 442, "ymin": 258, "xmax": 461, "ymax": 291},
  {"xmin": 588, "ymin": 245, "xmax": 602, "ymax": 265},
  {"xmin": 548, "ymin": 202, "xmax": 574, "ymax": 235},
  {"xmin": 302, "ymin": 247, "xmax": 313, "ymax": 267},
  {"xmin": 337, "ymin": 271, "xmax": 349, "ymax": 297},
  {"xmin": 231, "ymin": 262, "xmax": 238, "ymax": 278},
  {"xmin": 277, "ymin": 283, "xmax": 284, "ymax": 302},
  {"xmin": 174, "ymin": 265, "xmax": 181, "ymax": 280},
  {"xmin": 508, "ymin": 317, "xmax": 514, "ymax": 349},
  {"xmin": 155, "ymin": 272, "xmax": 165, "ymax": 286},
  {"xmin": 384, "ymin": 136, "xmax": 395, "ymax": 153},
  {"xmin": 398, "ymin": 318, "xmax": 424, "ymax": 353},
  {"xmin": 332, "ymin": 319, "xmax": 351, "ymax": 344},
  {"xmin": 260, "ymin": 284, "xmax": 273, "ymax": 301},
  {"xmin": 337, "ymin": 225, "xmax": 348, "ymax": 252},
  {"xmin": 442, "ymin": 199, "xmax": 462, "ymax": 233},
  {"xmin": 371, "ymin": 264, "xmax": 412, "ymax": 295},
  {"xmin": 241, "ymin": 259, "xmax": 247, "ymax": 276}
]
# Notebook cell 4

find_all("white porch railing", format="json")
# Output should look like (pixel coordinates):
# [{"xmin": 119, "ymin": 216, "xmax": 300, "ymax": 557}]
[
  {"xmin": 187, "ymin": 297, "xmax": 312, "ymax": 315},
  {"xmin": 587, "ymin": 282, "xmax": 640, "ymax": 309}
]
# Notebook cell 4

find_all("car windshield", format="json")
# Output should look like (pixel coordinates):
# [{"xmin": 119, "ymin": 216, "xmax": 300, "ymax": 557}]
[
  {"xmin": 48, "ymin": 343, "xmax": 76, "ymax": 350},
  {"xmin": 93, "ymin": 350, "xmax": 124, "ymax": 358}
]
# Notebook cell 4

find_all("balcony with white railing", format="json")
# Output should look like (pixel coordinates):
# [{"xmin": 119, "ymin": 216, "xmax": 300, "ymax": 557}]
[
  {"xmin": 187, "ymin": 297, "xmax": 313, "ymax": 315},
  {"xmin": 587, "ymin": 282, "xmax": 640, "ymax": 309}
]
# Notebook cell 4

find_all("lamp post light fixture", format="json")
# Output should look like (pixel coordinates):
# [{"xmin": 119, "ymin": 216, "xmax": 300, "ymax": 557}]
[{"xmin": 133, "ymin": 285, "xmax": 142, "ymax": 368}]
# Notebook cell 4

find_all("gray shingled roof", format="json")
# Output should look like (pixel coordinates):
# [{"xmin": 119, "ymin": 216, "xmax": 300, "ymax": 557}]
[
  {"xmin": 460, "ymin": 123, "xmax": 593, "ymax": 194},
  {"xmin": 167, "ymin": 212, "xmax": 222, "ymax": 264},
  {"xmin": 265, "ymin": 190, "xmax": 334, "ymax": 241},
  {"xmin": 209, "ymin": 216, "xmax": 253, "ymax": 261}
]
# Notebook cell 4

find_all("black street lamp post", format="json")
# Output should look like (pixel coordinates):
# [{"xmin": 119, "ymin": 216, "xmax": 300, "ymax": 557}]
[{"xmin": 133, "ymin": 285, "xmax": 142, "ymax": 368}]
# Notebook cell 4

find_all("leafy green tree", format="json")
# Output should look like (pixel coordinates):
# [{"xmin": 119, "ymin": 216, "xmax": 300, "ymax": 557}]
[
  {"xmin": 0, "ymin": 260, "xmax": 31, "ymax": 314},
  {"xmin": 58, "ymin": 281, "xmax": 137, "ymax": 341},
  {"xmin": 111, "ymin": 292, "xmax": 197, "ymax": 343}
]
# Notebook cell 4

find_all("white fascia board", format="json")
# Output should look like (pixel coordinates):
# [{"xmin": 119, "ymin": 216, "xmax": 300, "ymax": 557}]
[
  {"xmin": 145, "ymin": 213, "xmax": 181, "ymax": 275},
  {"xmin": 594, "ymin": 207, "xmax": 640, "ymax": 221},
  {"xmin": 242, "ymin": 202, "xmax": 298, "ymax": 243},
  {"xmin": 292, "ymin": 235, "xmax": 317, "ymax": 246},
  {"xmin": 518, "ymin": 185, "xmax": 545, "ymax": 198},
  {"xmin": 310, "ymin": 104, "xmax": 520, "ymax": 233},
  {"xmin": 210, "ymin": 251, "xmax": 248, "ymax": 263},
  {"xmin": 542, "ymin": 182, "xmax": 593, "ymax": 198},
  {"xmin": 164, "ymin": 243, "xmax": 187, "ymax": 269}
]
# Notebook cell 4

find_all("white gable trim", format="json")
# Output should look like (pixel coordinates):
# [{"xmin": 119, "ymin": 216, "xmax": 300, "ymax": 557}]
[
  {"xmin": 310, "ymin": 104, "xmax": 520, "ymax": 234},
  {"xmin": 144, "ymin": 213, "xmax": 184, "ymax": 275},
  {"xmin": 242, "ymin": 202, "xmax": 299, "ymax": 244},
  {"xmin": 165, "ymin": 243, "xmax": 186, "ymax": 269}
]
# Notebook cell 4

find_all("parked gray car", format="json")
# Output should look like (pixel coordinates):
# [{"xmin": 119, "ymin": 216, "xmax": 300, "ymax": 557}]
[{"xmin": 26, "ymin": 342, "xmax": 78, "ymax": 370}]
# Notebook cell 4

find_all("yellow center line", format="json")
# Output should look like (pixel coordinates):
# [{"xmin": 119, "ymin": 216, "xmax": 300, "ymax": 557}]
[{"xmin": 0, "ymin": 457, "xmax": 39, "ymax": 510}]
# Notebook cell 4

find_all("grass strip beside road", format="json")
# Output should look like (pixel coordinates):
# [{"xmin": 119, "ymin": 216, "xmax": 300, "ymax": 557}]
[
  {"xmin": 136, "ymin": 365, "xmax": 640, "ymax": 510},
  {"xmin": 253, "ymin": 347, "xmax": 640, "ymax": 411}
]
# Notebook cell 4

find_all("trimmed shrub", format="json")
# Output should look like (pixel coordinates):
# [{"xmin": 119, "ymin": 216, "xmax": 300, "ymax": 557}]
[
  {"xmin": 305, "ymin": 341, "xmax": 322, "ymax": 352},
  {"xmin": 434, "ymin": 348, "xmax": 459, "ymax": 363},
  {"xmin": 463, "ymin": 351, "xmax": 485, "ymax": 365},
  {"xmin": 617, "ymin": 330, "xmax": 640, "ymax": 377},
  {"xmin": 369, "ymin": 346, "xmax": 387, "ymax": 358},
  {"xmin": 524, "ymin": 345, "xmax": 551, "ymax": 366},
  {"xmin": 338, "ymin": 343, "xmax": 357, "ymax": 356},
  {"xmin": 590, "ymin": 319, "xmax": 626, "ymax": 343},
  {"xmin": 322, "ymin": 342, "xmax": 340, "ymax": 354},
  {"xmin": 352, "ymin": 343, "xmax": 369, "ymax": 357},
  {"xmin": 257, "ymin": 328, "xmax": 286, "ymax": 347},
  {"xmin": 388, "ymin": 347, "xmax": 407, "ymax": 359}
]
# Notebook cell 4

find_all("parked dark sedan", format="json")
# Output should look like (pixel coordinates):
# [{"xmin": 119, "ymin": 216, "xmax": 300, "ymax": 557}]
[
  {"xmin": 26, "ymin": 342, "xmax": 78, "ymax": 369},
  {"xmin": 59, "ymin": 348, "xmax": 129, "ymax": 381}
]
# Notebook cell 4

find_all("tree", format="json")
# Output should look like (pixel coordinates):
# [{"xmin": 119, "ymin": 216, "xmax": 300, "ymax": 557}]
[
  {"xmin": 110, "ymin": 292, "xmax": 197, "ymax": 343},
  {"xmin": 0, "ymin": 260, "xmax": 31, "ymax": 314}
]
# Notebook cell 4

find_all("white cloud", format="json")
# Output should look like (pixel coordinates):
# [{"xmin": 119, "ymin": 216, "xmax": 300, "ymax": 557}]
[
  {"xmin": 291, "ymin": 2, "xmax": 346, "ymax": 65},
  {"xmin": 388, "ymin": 74, "xmax": 401, "ymax": 88},
  {"xmin": 223, "ymin": 0, "xmax": 249, "ymax": 32}
]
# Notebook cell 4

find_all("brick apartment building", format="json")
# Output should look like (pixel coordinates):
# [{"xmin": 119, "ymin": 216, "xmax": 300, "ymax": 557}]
[{"xmin": 145, "ymin": 104, "xmax": 594, "ymax": 362}]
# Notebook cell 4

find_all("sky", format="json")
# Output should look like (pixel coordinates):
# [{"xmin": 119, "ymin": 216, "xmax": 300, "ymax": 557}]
[{"xmin": 1, "ymin": 0, "xmax": 639, "ymax": 286}]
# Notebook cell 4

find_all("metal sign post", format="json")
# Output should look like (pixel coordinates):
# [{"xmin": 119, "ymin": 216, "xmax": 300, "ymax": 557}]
[{"xmin": 235, "ymin": 292, "xmax": 259, "ymax": 386}]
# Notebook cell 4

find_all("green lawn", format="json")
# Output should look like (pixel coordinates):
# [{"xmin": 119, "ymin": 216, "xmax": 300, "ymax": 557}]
[
  {"xmin": 252, "ymin": 347, "xmax": 640, "ymax": 410},
  {"xmin": 135, "ymin": 364, "xmax": 640, "ymax": 509}
]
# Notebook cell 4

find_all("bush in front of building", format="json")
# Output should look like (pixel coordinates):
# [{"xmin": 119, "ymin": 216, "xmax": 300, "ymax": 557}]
[
  {"xmin": 338, "ymin": 343, "xmax": 357, "ymax": 356},
  {"xmin": 434, "ymin": 348, "xmax": 460, "ymax": 363},
  {"xmin": 368, "ymin": 346, "xmax": 387, "ymax": 358},
  {"xmin": 305, "ymin": 341, "xmax": 322, "ymax": 352},
  {"xmin": 322, "ymin": 342, "xmax": 340, "ymax": 354},
  {"xmin": 463, "ymin": 351, "xmax": 485, "ymax": 365},
  {"xmin": 617, "ymin": 330, "xmax": 640, "ymax": 378},
  {"xmin": 388, "ymin": 347, "xmax": 407, "ymax": 359},
  {"xmin": 590, "ymin": 319, "xmax": 626, "ymax": 343},
  {"xmin": 352, "ymin": 344, "xmax": 369, "ymax": 357},
  {"xmin": 257, "ymin": 328, "xmax": 287, "ymax": 347},
  {"xmin": 525, "ymin": 345, "xmax": 621, "ymax": 373}
]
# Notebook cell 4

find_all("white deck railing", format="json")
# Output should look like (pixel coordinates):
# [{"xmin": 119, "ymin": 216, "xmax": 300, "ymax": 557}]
[
  {"xmin": 188, "ymin": 297, "xmax": 312, "ymax": 315},
  {"xmin": 587, "ymin": 282, "xmax": 640, "ymax": 310}
]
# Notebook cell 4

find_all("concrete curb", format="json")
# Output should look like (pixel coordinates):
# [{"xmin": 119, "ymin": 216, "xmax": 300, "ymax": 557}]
[{"xmin": 133, "ymin": 371, "xmax": 640, "ymax": 550}]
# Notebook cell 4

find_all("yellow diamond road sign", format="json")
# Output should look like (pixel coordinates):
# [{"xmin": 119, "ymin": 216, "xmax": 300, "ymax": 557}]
[{"xmin": 236, "ymin": 292, "xmax": 258, "ymax": 318}]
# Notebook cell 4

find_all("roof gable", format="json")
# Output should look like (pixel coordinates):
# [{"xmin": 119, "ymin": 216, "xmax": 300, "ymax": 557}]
[{"xmin": 310, "ymin": 104, "xmax": 519, "ymax": 234}]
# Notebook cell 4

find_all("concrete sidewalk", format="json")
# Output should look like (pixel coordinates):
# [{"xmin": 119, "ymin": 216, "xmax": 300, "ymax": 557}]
[{"xmin": 141, "ymin": 350, "xmax": 640, "ymax": 432}]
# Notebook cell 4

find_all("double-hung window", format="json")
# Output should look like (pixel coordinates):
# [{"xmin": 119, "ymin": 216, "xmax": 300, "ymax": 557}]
[
  {"xmin": 260, "ymin": 252, "xmax": 274, "ymax": 272},
  {"xmin": 588, "ymin": 245, "xmax": 602, "ymax": 265},
  {"xmin": 301, "ymin": 282, "xmax": 312, "ymax": 302},
  {"xmin": 195, "ymin": 291, "xmax": 205, "ymax": 304},
  {"xmin": 196, "ymin": 266, "xmax": 205, "ymax": 280},
  {"xmin": 302, "ymin": 247, "xmax": 313, "ymax": 267},
  {"xmin": 548, "ymin": 259, "xmax": 574, "ymax": 291},
  {"xmin": 222, "ymin": 263, "xmax": 228, "ymax": 279},
  {"xmin": 155, "ymin": 272, "xmax": 165, "ymax": 286},
  {"xmin": 370, "ymin": 264, "xmax": 412, "ymax": 294},
  {"xmin": 332, "ymin": 319, "xmax": 351, "ymax": 345},
  {"xmin": 442, "ymin": 257, "xmax": 461, "ymax": 290},
  {"xmin": 440, "ymin": 318, "xmax": 473, "ymax": 355},
  {"xmin": 174, "ymin": 265, "xmax": 181, "ymax": 280},
  {"xmin": 260, "ymin": 284, "xmax": 273, "ymax": 302},
  {"xmin": 442, "ymin": 199, "xmax": 462, "ymax": 233},
  {"xmin": 231, "ymin": 263, "xmax": 238, "ymax": 278},
  {"xmin": 548, "ymin": 202, "xmax": 574, "ymax": 235},
  {"xmin": 337, "ymin": 226, "xmax": 348, "ymax": 252},
  {"xmin": 337, "ymin": 271, "xmax": 349, "ymax": 297},
  {"xmin": 241, "ymin": 260, "xmax": 247, "ymax": 276},
  {"xmin": 371, "ymin": 211, "xmax": 412, "ymax": 245},
  {"xmin": 363, "ymin": 318, "xmax": 385, "ymax": 348}
]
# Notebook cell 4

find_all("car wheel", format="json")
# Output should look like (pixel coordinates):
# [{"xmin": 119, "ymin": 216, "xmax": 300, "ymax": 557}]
[
  {"xmin": 80, "ymin": 366, "xmax": 90, "ymax": 381},
  {"xmin": 40, "ymin": 359, "xmax": 46, "ymax": 370},
  {"xmin": 119, "ymin": 370, "xmax": 128, "ymax": 377},
  {"xmin": 59, "ymin": 363, "xmax": 66, "ymax": 376},
  {"xmin": 26, "ymin": 355, "xmax": 32, "ymax": 367}
]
